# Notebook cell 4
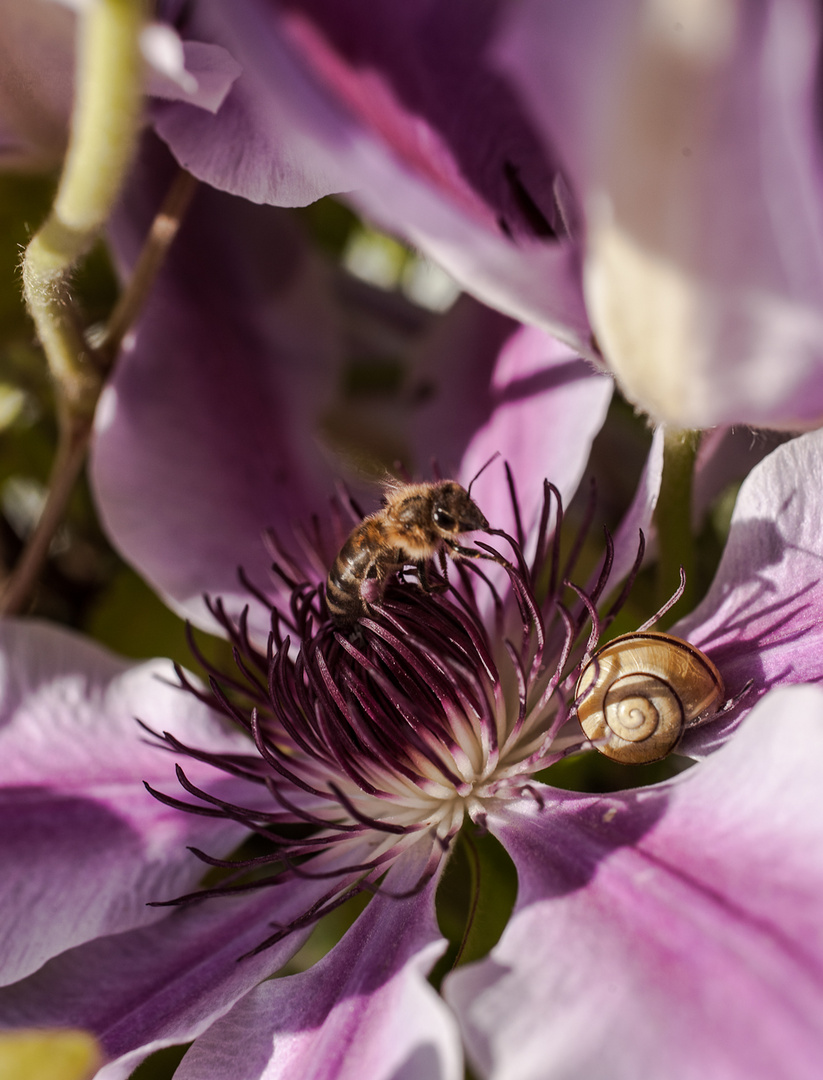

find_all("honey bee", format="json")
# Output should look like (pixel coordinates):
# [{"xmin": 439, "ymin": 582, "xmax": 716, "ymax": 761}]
[{"xmin": 326, "ymin": 478, "xmax": 498, "ymax": 629}]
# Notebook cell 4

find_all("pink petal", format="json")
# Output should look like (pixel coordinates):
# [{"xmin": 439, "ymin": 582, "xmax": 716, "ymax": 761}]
[
  {"xmin": 175, "ymin": 842, "xmax": 461, "ymax": 1080},
  {"xmin": 401, "ymin": 300, "xmax": 611, "ymax": 549},
  {"xmin": 447, "ymin": 684, "xmax": 823, "ymax": 1080},
  {"xmin": 0, "ymin": 619, "xmax": 249, "ymax": 985},
  {"xmin": 146, "ymin": 37, "xmax": 242, "ymax": 113},
  {"xmin": 676, "ymin": 428, "xmax": 823, "ymax": 754}
]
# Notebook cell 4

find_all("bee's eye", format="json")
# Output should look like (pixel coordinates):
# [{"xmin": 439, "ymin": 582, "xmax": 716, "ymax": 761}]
[{"xmin": 433, "ymin": 509, "xmax": 456, "ymax": 530}]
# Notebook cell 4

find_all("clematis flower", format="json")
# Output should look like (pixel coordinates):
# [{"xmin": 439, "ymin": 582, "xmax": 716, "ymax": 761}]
[
  {"xmin": 4, "ymin": 406, "xmax": 823, "ymax": 1080},
  {"xmin": 4, "ymin": 427, "xmax": 820, "ymax": 1071},
  {"xmin": 144, "ymin": 0, "xmax": 823, "ymax": 429},
  {"xmin": 3, "ymin": 133, "xmax": 823, "ymax": 1080}
]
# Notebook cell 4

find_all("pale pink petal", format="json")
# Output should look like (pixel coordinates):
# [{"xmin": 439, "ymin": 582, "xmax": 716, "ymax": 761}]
[
  {"xmin": 0, "ymin": 888, "xmax": 316, "ymax": 1080},
  {"xmin": 448, "ymin": 684, "xmax": 823, "ymax": 1080}
]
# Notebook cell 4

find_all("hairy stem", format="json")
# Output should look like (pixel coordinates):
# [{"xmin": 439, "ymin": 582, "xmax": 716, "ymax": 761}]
[
  {"xmin": 22, "ymin": 0, "xmax": 149, "ymax": 415},
  {"xmin": 4, "ymin": 0, "xmax": 150, "ymax": 614}
]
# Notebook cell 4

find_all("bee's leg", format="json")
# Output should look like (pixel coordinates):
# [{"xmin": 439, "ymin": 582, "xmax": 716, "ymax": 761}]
[
  {"xmin": 355, "ymin": 556, "xmax": 392, "ymax": 619},
  {"xmin": 437, "ymin": 547, "xmax": 449, "ymax": 582},
  {"xmin": 417, "ymin": 559, "xmax": 447, "ymax": 595},
  {"xmin": 446, "ymin": 541, "xmax": 502, "ymax": 563}
]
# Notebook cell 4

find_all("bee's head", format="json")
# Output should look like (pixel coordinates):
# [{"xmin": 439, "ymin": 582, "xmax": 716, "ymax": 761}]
[{"xmin": 430, "ymin": 481, "xmax": 489, "ymax": 537}]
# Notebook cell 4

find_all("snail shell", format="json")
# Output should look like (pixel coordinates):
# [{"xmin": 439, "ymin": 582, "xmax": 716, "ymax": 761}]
[{"xmin": 575, "ymin": 632, "xmax": 724, "ymax": 765}]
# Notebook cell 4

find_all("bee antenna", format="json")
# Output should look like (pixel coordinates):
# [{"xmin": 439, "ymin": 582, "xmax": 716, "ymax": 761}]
[{"xmin": 467, "ymin": 452, "xmax": 501, "ymax": 498}]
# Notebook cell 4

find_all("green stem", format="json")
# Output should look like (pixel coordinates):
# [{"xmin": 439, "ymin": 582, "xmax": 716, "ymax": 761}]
[
  {"xmin": 654, "ymin": 426, "xmax": 700, "ymax": 625},
  {"xmin": 22, "ymin": 0, "xmax": 148, "ymax": 416}
]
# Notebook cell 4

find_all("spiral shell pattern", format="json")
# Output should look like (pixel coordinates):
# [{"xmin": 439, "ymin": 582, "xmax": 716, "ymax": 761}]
[{"xmin": 575, "ymin": 632, "xmax": 725, "ymax": 764}]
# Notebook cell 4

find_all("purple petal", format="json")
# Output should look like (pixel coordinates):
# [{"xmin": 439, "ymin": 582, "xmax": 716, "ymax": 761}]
[
  {"xmin": 151, "ymin": 0, "xmax": 357, "ymax": 206},
  {"xmin": 174, "ymin": 842, "xmax": 460, "ymax": 1080},
  {"xmin": 456, "ymin": 325, "xmax": 611, "ymax": 548},
  {"xmin": 0, "ymin": 889, "xmax": 315, "ymax": 1080},
  {"xmin": 498, "ymin": 0, "xmax": 823, "ymax": 427},
  {"xmin": 675, "ymin": 428, "xmax": 823, "ymax": 754},
  {"xmin": 447, "ymin": 684, "xmax": 823, "ymax": 1080},
  {"xmin": 400, "ymin": 300, "xmax": 611, "ymax": 542},
  {"xmin": 92, "ymin": 135, "xmax": 344, "ymax": 632},
  {"xmin": 0, "ymin": 619, "xmax": 250, "ymax": 985},
  {"xmin": 146, "ymin": 38, "xmax": 241, "ymax": 113},
  {"xmin": 0, "ymin": 838, "xmax": 445, "ymax": 1079},
  {"xmin": 375, "ymin": 298, "xmax": 515, "ymax": 486},
  {"xmin": 152, "ymin": 0, "xmax": 592, "ymax": 347}
]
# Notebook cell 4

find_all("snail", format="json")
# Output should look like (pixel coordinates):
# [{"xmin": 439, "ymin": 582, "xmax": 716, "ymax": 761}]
[{"xmin": 575, "ymin": 631, "xmax": 725, "ymax": 765}]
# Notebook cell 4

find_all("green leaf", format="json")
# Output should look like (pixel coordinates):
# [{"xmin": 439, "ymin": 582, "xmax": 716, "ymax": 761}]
[{"xmin": 431, "ymin": 823, "xmax": 517, "ymax": 989}]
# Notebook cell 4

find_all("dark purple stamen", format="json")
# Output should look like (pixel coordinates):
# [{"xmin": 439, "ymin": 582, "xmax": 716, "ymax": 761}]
[{"xmin": 145, "ymin": 479, "xmax": 654, "ymax": 951}]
